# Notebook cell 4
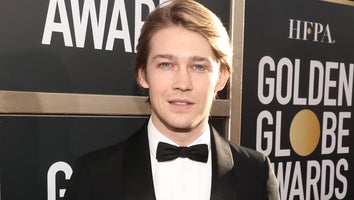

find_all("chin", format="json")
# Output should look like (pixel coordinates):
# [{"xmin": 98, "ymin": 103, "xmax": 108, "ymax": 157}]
[
  {"xmin": 169, "ymin": 122, "xmax": 191, "ymax": 130},
  {"xmin": 168, "ymin": 119, "xmax": 204, "ymax": 133},
  {"xmin": 163, "ymin": 120, "xmax": 193, "ymax": 132}
]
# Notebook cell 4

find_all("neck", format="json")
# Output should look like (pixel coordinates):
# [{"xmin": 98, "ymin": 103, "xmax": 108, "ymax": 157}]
[{"xmin": 151, "ymin": 116, "xmax": 208, "ymax": 146}]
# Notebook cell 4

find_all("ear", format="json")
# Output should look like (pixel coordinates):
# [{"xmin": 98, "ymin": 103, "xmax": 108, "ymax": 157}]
[
  {"xmin": 215, "ymin": 66, "xmax": 230, "ymax": 92},
  {"xmin": 137, "ymin": 66, "xmax": 149, "ymax": 89}
]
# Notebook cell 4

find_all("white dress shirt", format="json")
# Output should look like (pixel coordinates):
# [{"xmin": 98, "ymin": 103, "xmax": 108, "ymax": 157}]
[{"xmin": 147, "ymin": 118, "xmax": 212, "ymax": 200}]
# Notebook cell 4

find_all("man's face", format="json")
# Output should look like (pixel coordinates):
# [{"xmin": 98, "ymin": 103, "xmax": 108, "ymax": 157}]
[{"xmin": 138, "ymin": 26, "xmax": 228, "ymax": 138}]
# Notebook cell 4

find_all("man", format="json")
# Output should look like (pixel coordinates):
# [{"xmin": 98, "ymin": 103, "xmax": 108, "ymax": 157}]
[{"xmin": 65, "ymin": 0, "xmax": 280, "ymax": 199}]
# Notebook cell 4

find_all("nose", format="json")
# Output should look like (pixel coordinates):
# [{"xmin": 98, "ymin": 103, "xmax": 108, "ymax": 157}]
[{"xmin": 172, "ymin": 67, "xmax": 193, "ymax": 91}]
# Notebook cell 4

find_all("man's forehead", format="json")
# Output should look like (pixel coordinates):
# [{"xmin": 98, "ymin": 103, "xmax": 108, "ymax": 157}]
[{"xmin": 147, "ymin": 26, "xmax": 216, "ymax": 62}]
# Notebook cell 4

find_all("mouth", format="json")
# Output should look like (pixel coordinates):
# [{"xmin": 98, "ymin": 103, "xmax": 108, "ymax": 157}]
[{"xmin": 168, "ymin": 99, "xmax": 194, "ymax": 106}]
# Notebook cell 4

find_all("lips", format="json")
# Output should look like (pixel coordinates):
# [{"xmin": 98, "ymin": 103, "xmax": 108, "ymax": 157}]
[{"xmin": 168, "ymin": 99, "xmax": 194, "ymax": 106}]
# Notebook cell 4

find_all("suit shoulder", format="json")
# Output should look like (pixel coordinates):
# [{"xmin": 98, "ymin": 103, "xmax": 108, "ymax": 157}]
[
  {"xmin": 66, "ymin": 141, "xmax": 128, "ymax": 200},
  {"xmin": 229, "ymin": 142, "xmax": 268, "ymax": 165},
  {"xmin": 76, "ymin": 123, "xmax": 148, "ymax": 168},
  {"xmin": 228, "ymin": 143, "xmax": 273, "ymax": 187},
  {"xmin": 78, "ymin": 140, "xmax": 127, "ymax": 167},
  {"xmin": 226, "ymin": 142, "xmax": 280, "ymax": 199}
]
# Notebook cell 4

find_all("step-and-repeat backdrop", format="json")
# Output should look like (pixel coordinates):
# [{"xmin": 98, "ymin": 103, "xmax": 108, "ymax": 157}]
[
  {"xmin": 0, "ymin": 0, "xmax": 229, "ymax": 199},
  {"xmin": 1, "ymin": 0, "xmax": 353, "ymax": 199},
  {"xmin": 241, "ymin": 0, "xmax": 353, "ymax": 199}
]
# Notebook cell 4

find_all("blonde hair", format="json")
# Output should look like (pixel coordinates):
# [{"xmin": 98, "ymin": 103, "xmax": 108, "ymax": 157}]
[{"xmin": 134, "ymin": 0, "xmax": 232, "ymax": 84}]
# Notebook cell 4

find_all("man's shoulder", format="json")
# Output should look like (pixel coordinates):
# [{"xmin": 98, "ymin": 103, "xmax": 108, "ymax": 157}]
[
  {"xmin": 78, "ymin": 140, "xmax": 127, "ymax": 167},
  {"xmin": 228, "ymin": 142, "xmax": 268, "ymax": 166},
  {"xmin": 79, "ymin": 122, "xmax": 148, "ymax": 165},
  {"xmin": 211, "ymin": 126, "xmax": 267, "ymax": 166}
]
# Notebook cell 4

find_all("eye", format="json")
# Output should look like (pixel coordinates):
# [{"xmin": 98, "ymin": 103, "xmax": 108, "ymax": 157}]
[
  {"xmin": 159, "ymin": 62, "xmax": 172, "ymax": 68},
  {"xmin": 191, "ymin": 64, "xmax": 208, "ymax": 72}
]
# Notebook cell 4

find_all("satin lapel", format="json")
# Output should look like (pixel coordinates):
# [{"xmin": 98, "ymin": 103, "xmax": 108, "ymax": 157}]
[
  {"xmin": 124, "ymin": 124, "xmax": 156, "ymax": 200},
  {"xmin": 210, "ymin": 127, "xmax": 237, "ymax": 200}
]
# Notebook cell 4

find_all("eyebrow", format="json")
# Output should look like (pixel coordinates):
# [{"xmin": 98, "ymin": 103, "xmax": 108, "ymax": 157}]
[
  {"xmin": 151, "ymin": 54, "xmax": 177, "ymax": 61},
  {"xmin": 151, "ymin": 54, "xmax": 211, "ymax": 63},
  {"xmin": 190, "ymin": 56, "xmax": 210, "ymax": 62}
]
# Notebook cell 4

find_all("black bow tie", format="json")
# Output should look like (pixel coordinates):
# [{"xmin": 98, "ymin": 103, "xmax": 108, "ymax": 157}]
[{"xmin": 156, "ymin": 142, "xmax": 208, "ymax": 163}]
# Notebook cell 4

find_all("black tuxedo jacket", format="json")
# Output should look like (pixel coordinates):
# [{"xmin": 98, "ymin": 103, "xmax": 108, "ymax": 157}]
[{"xmin": 65, "ymin": 123, "xmax": 279, "ymax": 200}]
